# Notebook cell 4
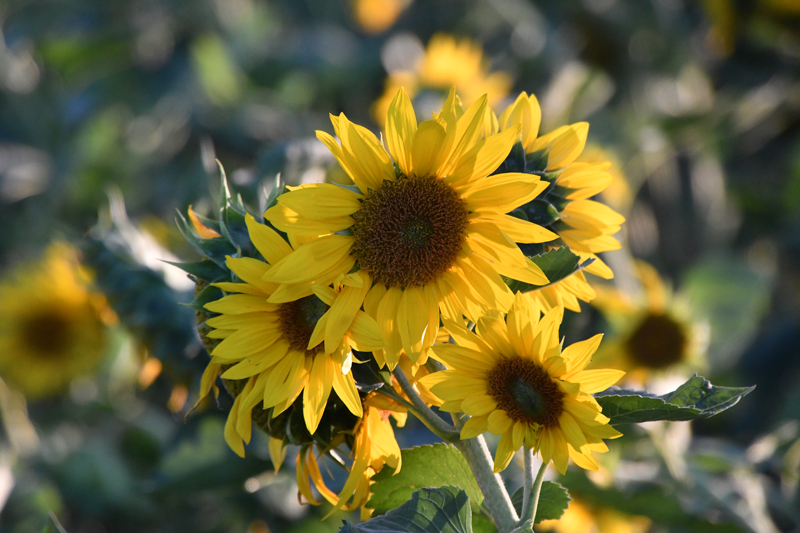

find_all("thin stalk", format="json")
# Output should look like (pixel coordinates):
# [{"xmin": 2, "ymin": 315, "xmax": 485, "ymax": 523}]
[
  {"xmin": 391, "ymin": 367, "xmax": 460, "ymax": 442},
  {"xmin": 518, "ymin": 450, "xmax": 547, "ymax": 527},
  {"xmin": 455, "ymin": 435, "xmax": 519, "ymax": 533}
]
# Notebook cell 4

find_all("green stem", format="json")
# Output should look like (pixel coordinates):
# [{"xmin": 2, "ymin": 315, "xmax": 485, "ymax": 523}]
[
  {"xmin": 518, "ymin": 449, "xmax": 547, "ymax": 527},
  {"xmin": 455, "ymin": 435, "xmax": 519, "ymax": 533},
  {"xmin": 391, "ymin": 367, "xmax": 460, "ymax": 442}
]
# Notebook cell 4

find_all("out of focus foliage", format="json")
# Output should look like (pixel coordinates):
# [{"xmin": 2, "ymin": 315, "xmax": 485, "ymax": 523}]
[{"xmin": 0, "ymin": 0, "xmax": 798, "ymax": 531}]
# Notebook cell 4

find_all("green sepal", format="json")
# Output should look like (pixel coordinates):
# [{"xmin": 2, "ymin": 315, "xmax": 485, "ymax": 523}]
[
  {"xmin": 263, "ymin": 173, "xmax": 285, "ymax": 211},
  {"xmin": 342, "ymin": 486, "xmax": 472, "ymax": 533},
  {"xmin": 518, "ymin": 198, "xmax": 562, "ymax": 227},
  {"xmin": 175, "ymin": 210, "xmax": 236, "ymax": 268},
  {"xmin": 496, "ymin": 141, "xmax": 527, "ymax": 174},
  {"xmin": 510, "ymin": 481, "xmax": 571, "ymax": 524},
  {"xmin": 187, "ymin": 283, "xmax": 224, "ymax": 313},
  {"xmin": 367, "ymin": 444, "xmax": 484, "ymax": 515},
  {"xmin": 216, "ymin": 162, "xmax": 254, "ymax": 255},
  {"xmin": 164, "ymin": 259, "xmax": 227, "ymax": 283},
  {"xmin": 525, "ymin": 148, "xmax": 550, "ymax": 173},
  {"xmin": 594, "ymin": 374, "xmax": 756, "ymax": 425}
]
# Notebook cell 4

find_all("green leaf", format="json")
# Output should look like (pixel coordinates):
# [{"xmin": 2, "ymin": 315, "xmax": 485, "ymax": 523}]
[
  {"xmin": 341, "ymin": 486, "xmax": 472, "ymax": 533},
  {"xmin": 510, "ymin": 481, "xmax": 571, "ymax": 524},
  {"xmin": 594, "ymin": 374, "xmax": 755, "ymax": 425},
  {"xmin": 367, "ymin": 444, "xmax": 483, "ymax": 515},
  {"xmin": 506, "ymin": 247, "xmax": 594, "ymax": 293}
]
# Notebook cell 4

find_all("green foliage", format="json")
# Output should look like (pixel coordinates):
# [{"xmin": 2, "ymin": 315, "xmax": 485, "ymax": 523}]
[
  {"xmin": 595, "ymin": 375, "xmax": 755, "ymax": 425},
  {"xmin": 341, "ymin": 487, "xmax": 472, "ymax": 533},
  {"xmin": 510, "ymin": 482, "xmax": 571, "ymax": 524},
  {"xmin": 367, "ymin": 444, "xmax": 483, "ymax": 515}
]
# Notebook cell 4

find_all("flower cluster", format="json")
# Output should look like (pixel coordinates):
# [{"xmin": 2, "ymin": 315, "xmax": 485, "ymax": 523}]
[{"xmin": 187, "ymin": 86, "xmax": 626, "ymax": 515}]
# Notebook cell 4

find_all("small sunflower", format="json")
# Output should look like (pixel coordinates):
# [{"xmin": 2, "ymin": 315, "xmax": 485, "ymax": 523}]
[
  {"xmin": 497, "ymin": 93, "xmax": 626, "ymax": 313},
  {"xmin": 372, "ymin": 34, "xmax": 513, "ymax": 126},
  {"xmin": 592, "ymin": 261, "xmax": 707, "ymax": 383},
  {"xmin": 265, "ymin": 88, "xmax": 557, "ymax": 369},
  {"xmin": 539, "ymin": 499, "xmax": 651, "ymax": 533},
  {"xmin": 421, "ymin": 296, "xmax": 624, "ymax": 474},
  {"xmin": 0, "ymin": 242, "xmax": 115, "ymax": 399},
  {"xmin": 199, "ymin": 214, "xmax": 384, "ymax": 452},
  {"xmin": 297, "ymin": 393, "xmax": 403, "ymax": 520},
  {"xmin": 350, "ymin": 0, "xmax": 410, "ymax": 34}
]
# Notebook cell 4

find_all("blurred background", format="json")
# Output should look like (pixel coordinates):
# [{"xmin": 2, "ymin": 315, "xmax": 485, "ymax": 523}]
[{"xmin": 0, "ymin": 0, "xmax": 799, "ymax": 531}]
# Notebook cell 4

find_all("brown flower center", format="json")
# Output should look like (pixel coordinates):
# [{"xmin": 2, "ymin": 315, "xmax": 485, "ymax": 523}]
[
  {"xmin": 21, "ymin": 311, "xmax": 72, "ymax": 358},
  {"xmin": 351, "ymin": 176, "xmax": 469, "ymax": 288},
  {"xmin": 277, "ymin": 296, "xmax": 329, "ymax": 355},
  {"xmin": 626, "ymin": 313, "xmax": 688, "ymax": 369},
  {"xmin": 487, "ymin": 357, "xmax": 565, "ymax": 427}
]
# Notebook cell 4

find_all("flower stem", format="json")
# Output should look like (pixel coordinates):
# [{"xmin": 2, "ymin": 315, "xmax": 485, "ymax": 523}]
[
  {"xmin": 391, "ymin": 367, "xmax": 460, "ymax": 442},
  {"xmin": 455, "ymin": 435, "xmax": 519, "ymax": 533},
  {"xmin": 518, "ymin": 449, "xmax": 547, "ymax": 527}
]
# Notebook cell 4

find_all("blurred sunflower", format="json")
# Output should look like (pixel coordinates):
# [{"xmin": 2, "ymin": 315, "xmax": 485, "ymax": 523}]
[
  {"xmin": 497, "ymin": 93, "xmax": 626, "ymax": 313},
  {"xmin": 350, "ymin": 0, "xmax": 411, "ymax": 34},
  {"xmin": 539, "ymin": 499, "xmax": 651, "ymax": 533},
  {"xmin": 265, "ymin": 88, "xmax": 557, "ymax": 369},
  {"xmin": 421, "ymin": 296, "xmax": 623, "ymax": 474},
  {"xmin": 0, "ymin": 242, "xmax": 116, "ymax": 399},
  {"xmin": 591, "ymin": 261, "xmax": 707, "ymax": 384},
  {"xmin": 198, "ymin": 214, "xmax": 384, "ymax": 453},
  {"xmin": 297, "ymin": 392, "xmax": 403, "ymax": 520},
  {"xmin": 372, "ymin": 34, "xmax": 513, "ymax": 126}
]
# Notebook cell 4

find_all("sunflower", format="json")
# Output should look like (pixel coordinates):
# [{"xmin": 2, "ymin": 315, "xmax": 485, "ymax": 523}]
[
  {"xmin": 372, "ymin": 34, "xmax": 513, "ymax": 126},
  {"xmin": 497, "ymin": 93, "xmax": 626, "ymax": 313},
  {"xmin": 539, "ymin": 499, "xmax": 651, "ymax": 533},
  {"xmin": 0, "ymin": 242, "xmax": 115, "ymax": 399},
  {"xmin": 420, "ymin": 296, "xmax": 624, "ymax": 474},
  {"xmin": 350, "ymin": 0, "xmax": 410, "ymax": 34},
  {"xmin": 591, "ymin": 261, "xmax": 707, "ymax": 384},
  {"xmin": 198, "ymin": 214, "xmax": 384, "ymax": 453},
  {"xmin": 297, "ymin": 393, "xmax": 403, "ymax": 520},
  {"xmin": 265, "ymin": 88, "xmax": 557, "ymax": 369}
]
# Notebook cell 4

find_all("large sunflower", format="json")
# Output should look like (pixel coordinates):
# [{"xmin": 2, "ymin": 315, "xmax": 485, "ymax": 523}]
[
  {"xmin": 0, "ymin": 242, "xmax": 115, "ymax": 399},
  {"xmin": 199, "ymin": 214, "xmax": 384, "ymax": 452},
  {"xmin": 265, "ymin": 87, "xmax": 557, "ymax": 369},
  {"xmin": 497, "ymin": 93, "xmax": 625, "ymax": 313},
  {"xmin": 421, "ymin": 296, "xmax": 624, "ymax": 474}
]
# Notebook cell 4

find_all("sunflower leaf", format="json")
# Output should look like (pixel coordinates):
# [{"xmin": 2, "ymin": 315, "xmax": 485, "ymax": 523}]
[
  {"xmin": 341, "ymin": 486, "xmax": 472, "ymax": 533},
  {"xmin": 510, "ymin": 481, "xmax": 572, "ymax": 523},
  {"xmin": 594, "ymin": 374, "xmax": 755, "ymax": 425},
  {"xmin": 367, "ymin": 444, "xmax": 483, "ymax": 516}
]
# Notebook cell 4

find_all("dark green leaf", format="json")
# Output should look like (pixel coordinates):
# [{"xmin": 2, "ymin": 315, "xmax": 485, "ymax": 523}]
[
  {"xmin": 520, "ymin": 199, "xmax": 562, "ymax": 227},
  {"xmin": 367, "ymin": 444, "xmax": 483, "ymax": 515},
  {"xmin": 594, "ymin": 374, "xmax": 755, "ymax": 425},
  {"xmin": 188, "ymin": 283, "xmax": 224, "ymax": 313},
  {"xmin": 506, "ymin": 247, "xmax": 593, "ymax": 293},
  {"xmin": 341, "ymin": 486, "xmax": 472, "ymax": 533},
  {"xmin": 510, "ymin": 481, "xmax": 571, "ymax": 524}
]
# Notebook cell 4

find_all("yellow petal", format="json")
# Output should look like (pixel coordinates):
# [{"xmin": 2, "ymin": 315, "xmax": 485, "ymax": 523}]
[
  {"xmin": 559, "ymin": 334, "xmax": 603, "ymax": 377},
  {"xmin": 303, "ymin": 355, "xmax": 335, "ymax": 434},
  {"xmin": 493, "ymin": 432, "xmax": 517, "ymax": 473},
  {"xmin": 461, "ymin": 173, "xmax": 548, "ymax": 213},
  {"xmin": 447, "ymin": 126, "xmax": 521, "ymax": 188},
  {"xmin": 269, "ymin": 437, "xmax": 286, "ymax": 473},
  {"xmin": 461, "ymin": 395, "xmax": 498, "ymax": 417},
  {"xmin": 245, "ymin": 214, "xmax": 294, "ymax": 265},
  {"xmin": 567, "ymin": 369, "xmax": 625, "ymax": 394},
  {"xmin": 265, "ymin": 202, "xmax": 352, "ymax": 236},
  {"xmin": 397, "ymin": 286, "xmax": 430, "ymax": 362},
  {"xmin": 460, "ymin": 414, "xmax": 489, "ymax": 439},
  {"xmin": 324, "ymin": 272, "xmax": 370, "ymax": 354},
  {"xmin": 332, "ymin": 370, "xmax": 363, "ymax": 418},
  {"xmin": 475, "ymin": 315, "xmax": 514, "ymax": 357},
  {"xmin": 385, "ymin": 87, "xmax": 416, "ymax": 177},
  {"xmin": 265, "ymin": 235, "xmax": 354, "ymax": 285},
  {"xmin": 277, "ymin": 183, "xmax": 362, "ymax": 220},
  {"xmin": 411, "ymin": 118, "xmax": 448, "ymax": 178},
  {"xmin": 349, "ymin": 310, "xmax": 384, "ymax": 351},
  {"xmin": 204, "ymin": 293, "xmax": 276, "ymax": 315},
  {"xmin": 530, "ymin": 123, "xmax": 589, "ymax": 171},
  {"xmin": 487, "ymin": 409, "xmax": 513, "ymax": 435},
  {"xmin": 474, "ymin": 212, "xmax": 557, "ymax": 244},
  {"xmin": 376, "ymin": 286, "xmax": 404, "ymax": 369}
]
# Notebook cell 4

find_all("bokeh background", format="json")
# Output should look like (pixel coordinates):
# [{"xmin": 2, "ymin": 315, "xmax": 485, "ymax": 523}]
[{"xmin": 1, "ymin": 0, "xmax": 799, "ymax": 531}]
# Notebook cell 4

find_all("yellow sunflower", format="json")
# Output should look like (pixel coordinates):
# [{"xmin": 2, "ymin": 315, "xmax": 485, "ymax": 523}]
[
  {"xmin": 539, "ymin": 499, "xmax": 651, "ymax": 533},
  {"xmin": 372, "ymin": 34, "xmax": 513, "ymax": 126},
  {"xmin": 264, "ymin": 87, "xmax": 557, "ymax": 369},
  {"xmin": 0, "ymin": 242, "xmax": 115, "ymax": 399},
  {"xmin": 591, "ymin": 261, "xmax": 707, "ymax": 384},
  {"xmin": 350, "ymin": 0, "xmax": 410, "ymax": 34},
  {"xmin": 497, "ymin": 93, "xmax": 626, "ymax": 313},
  {"xmin": 420, "ymin": 296, "xmax": 624, "ymax": 474},
  {"xmin": 198, "ymin": 214, "xmax": 384, "ymax": 454},
  {"xmin": 297, "ymin": 393, "xmax": 403, "ymax": 520}
]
